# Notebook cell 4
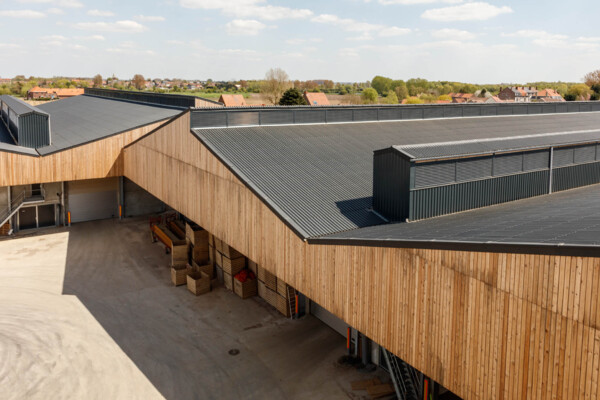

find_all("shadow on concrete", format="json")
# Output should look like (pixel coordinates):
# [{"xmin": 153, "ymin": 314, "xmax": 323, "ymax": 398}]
[{"xmin": 60, "ymin": 217, "xmax": 372, "ymax": 400}]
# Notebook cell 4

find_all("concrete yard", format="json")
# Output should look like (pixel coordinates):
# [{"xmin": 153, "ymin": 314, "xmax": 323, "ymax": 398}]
[{"xmin": 0, "ymin": 217, "xmax": 385, "ymax": 400}]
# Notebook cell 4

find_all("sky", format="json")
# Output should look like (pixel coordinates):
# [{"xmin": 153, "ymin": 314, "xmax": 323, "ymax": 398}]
[{"xmin": 0, "ymin": 0, "xmax": 599, "ymax": 83}]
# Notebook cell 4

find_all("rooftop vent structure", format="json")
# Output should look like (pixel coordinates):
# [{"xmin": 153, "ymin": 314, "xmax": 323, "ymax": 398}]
[
  {"xmin": 373, "ymin": 130, "xmax": 600, "ymax": 221},
  {"xmin": 0, "ymin": 95, "xmax": 51, "ymax": 148}
]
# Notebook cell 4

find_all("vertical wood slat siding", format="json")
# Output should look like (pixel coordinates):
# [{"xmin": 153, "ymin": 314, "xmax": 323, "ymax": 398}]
[
  {"xmin": 123, "ymin": 120, "xmax": 600, "ymax": 400},
  {"xmin": 0, "ymin": 119, "xmax": 167, "ymax": 186}
]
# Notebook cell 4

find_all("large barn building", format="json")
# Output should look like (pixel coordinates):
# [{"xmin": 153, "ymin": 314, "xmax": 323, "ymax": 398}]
[{"xmin": 2, "ymin": 88, "xmax": 600, "ymax": 399}]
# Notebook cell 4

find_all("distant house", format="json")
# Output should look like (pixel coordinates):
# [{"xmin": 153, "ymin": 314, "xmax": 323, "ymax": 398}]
[
  {"xmin": 449, "ymin": 93, "xmax": 473, "ymax": 103},
  {"xmin": 219, "ymin": 94, "xmax": 247, "ymax": 107},
  {"xmin": 27, "ymin": 86, "xmax": 84, "ymax": 100},
  {"xmin": 535, "ymin": 89, "xmax": 565, "ymax": 102},
  {"xmin": 0, "ymin": 78, "xmax": 12, "ymax": 85},
  {"xmin": 304, "ymin": 92, "xmax": 330, "ymax": 106},
  {"xmin": 498, "ymin": 86, "xmax": 537, "ymax": 102}
]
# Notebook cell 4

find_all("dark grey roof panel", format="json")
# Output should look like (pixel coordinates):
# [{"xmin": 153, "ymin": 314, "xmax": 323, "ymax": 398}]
[
  {"xmin": 393, "ymin": 129, "xmax": 600, "ymax": 160},
  {"xmin": 318, "ymin": 184, "xmax": 600, "ymax": 247},
  {"xmin": 193, "ymin": 112, "xmax": 600, "ymax": 239},
  {"xmin": 0, "ymin": 95, "xmax": 49, "ymax": 116},
  {"xmin": 36, "ymin": 95, "xmax": 182, "ymax": 155}
]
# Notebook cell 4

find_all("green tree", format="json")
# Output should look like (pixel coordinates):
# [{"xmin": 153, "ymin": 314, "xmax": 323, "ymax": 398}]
[
  {"xmin": 278, "ymin": 88, "xmax": 308, "ymax": 105},
  {"xmin": 362, "ymin": 88, "xmax": 378, "ymax": 104},
  {"xmin": 395, "ymin": 84, "xmax": 409, "ymax": 101},
  {"xmin": 371, "ymin": 75, "xmax": 393, "ymax": 95},
  {"xmin": 405, "ymin": 97, "xmax": 424, "ymax": 104},
  {"xmin": 568, "ymin": 84, "xmax": 592, "ymax": 100},
  {"xmin": 261, "ymin": 67, "xmax": 292, "ymax": 105},
  {"xmin": 437, "ymin": 94, "xmax": 452, "ymax": 102},
  {"xmin": 382, "ymin": 90, "xmax": 398, "ymax": 104},
  {"xmin": 93, "ymin": 74, "xmax": 103, "ymax": 87}
]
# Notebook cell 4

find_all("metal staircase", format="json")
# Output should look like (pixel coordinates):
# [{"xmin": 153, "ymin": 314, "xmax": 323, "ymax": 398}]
[
  {"xmin": 382, "ymin": 348, "xmax": 423, "ymax": 400},
  {"xmin": 0, "ymin": 189, "xmax": 46, "ymax": 231}
]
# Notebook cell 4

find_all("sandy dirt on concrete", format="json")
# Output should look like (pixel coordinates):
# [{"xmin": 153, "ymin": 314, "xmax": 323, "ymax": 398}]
[{"xmin": 0, "ymin": 218, "xmax": 385, "ymax": 400}]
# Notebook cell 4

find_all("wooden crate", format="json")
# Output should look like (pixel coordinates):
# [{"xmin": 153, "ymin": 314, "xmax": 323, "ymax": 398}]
[
  {"xmin": 276, "ymin": 294, "xmax": 291, "ymax": 317},
  {"xmin": 186, "ymin": 223, "xmax": 209, "ymax": 249},
  {"xmin": 277, "ymin": 279, "xmax": 288, "ymax": 297},
  {"xmin": 170, "ymin": 266, "xmax": 187, "ymax": 286},
  {"xmin": 187, "ymin": 271, "xmax": 210, "ymax": 296},
  {"xmin": 208, "ymin": 233, "xmax": 214, "ymax": 247},
  {"xmin": 224, "ymin": 272, "xmax": 233, "ymax": 291},
  {"xmin": 222, "ymin": 255, "xmax": 245, "ymax": 276},
  {"xmin": 258, "ymin": 281, "xmax": 278, "ymax": 307},
  {"xmin": 248, "ymin": 259, "xmax": 258, "ymax": 275},
  {"xmin": 215, "ymin": 251, "xmax": 223, "ymax": 268},
  {"xmin": 234, "ymin": 278, "xmax": 258, "ymax": 299},
  {"xmin": 221, "ymin": 243, "xmax": 243, "ymax": 259},
  {"xmin": 172, "ymin": 243, "xmax": 189, "ymax": 266},
  {"xmin": 192, "ymin": 261, "xmax": 214, "ymax": 279},
  {"xmin": 258, "ymin": 266, "xmax": 277, "ymax": 291},
  {"xmin": 216, "ymin": 266, "xmax": 224, "ymax": 284},
  {"xmin": 190, "ymin": 244, "xmax": 209, "ymax": 264},
  {"xmin": 208, "ymin": 245, "xmax": 215, "ymax": 266},
  {"xmin": 215, "ymin": 237, "xmax": 223, "ymax": 253},
  {"xmin": 169, "ymin": 220, "xmax": 186, "ymax": 240}
]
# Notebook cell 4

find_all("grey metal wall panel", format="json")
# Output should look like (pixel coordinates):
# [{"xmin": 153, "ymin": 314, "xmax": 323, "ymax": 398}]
[
  {"xmin": 410, "ymin": 170, "xmax": 549, "ymax": 221},
  {"xmin": 378, "ymin": 108, "xmax": 402, "ymax": 121},
  {"xmin": 456, "ymin": 157, "xmax": 493, "ymax": 181},
  {"xmin": 443, "ymin": 107, "xmax": 462, "ymax": 118},
  {"xmin": 85, "ymin": 88, "xmax": 196, "ymax": 108},
  {"xmin": 354, "ymin": 109, "xmax": 378, "ymax": 121},
  {"xmin": 541, "ymin": 104, "xmax": 557, "ymax": 114},
  {"xmin": 574, "ymin": 145, "xmax": 596, "ymax": 163},
  {"xmin": 523, "ymin": 150, "xmax": 550, "ymax": 170},
  {"xmin": 480, "ymin": 106, "xmax": 497, "ymax": 116},
  {"xmin": 552, "ymin": 161, "xmax": 600, "ymax": 192},
  {"xmin": 553, "ymin": 147, "xmax": 574, "ymax": 167},
  {"xmin": 414, "ymin": 161, "xmax": 455, "ymax": 188},
  {"xmin": 497, "ymin": 106, "xmax": 513, "ymax": 115},
  {"xmin": 228, "ymin": 111, "xmax": 259, "ymax": 126},
  {"xmin": 423, "ymin": 107, "xmax": 444, "ymax": 119},
  {"xmin": 191, "ymin": 111, "xmax": 227, "ymax": 128},
  {"xmin": 528, "ymin": 105, "xmax": 543, "ymax": 114},
  {"xmin": 295, "ymin": 110, "xmax": 326, "ymax": 124},
  {"xmin": 556, "ymin": 103, "xmax": 569, "ymax": 113},
  {"xmin": 261, "ymin": 110, "xmax": 294, "ymax": 125},
  {"xmin": 494, "ymin": 153, "xmax": 523, "ymax": 175},
  {"xmin": 326, "ymin": 109, "xmax": 353, "ymax": 122},
  {"xmin": 373, "ymin": 150, "xmax": 411, "ymax": 221},
  {"xmin": 402, "ymin": 108, "xmax": 423, "ymax": 120},
  {"xmin": 463, "ymin": 106, "xmax": 482, "ymax": 117}
]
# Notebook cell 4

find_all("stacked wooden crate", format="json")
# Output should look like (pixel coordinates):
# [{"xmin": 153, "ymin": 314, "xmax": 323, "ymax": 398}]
[
  {"xmin": 186, "ymin": 222, "xmax": 209, "ymax": 265},
  {"xmin": 213, "ymin": 236, "xmax": 246, "ymax": 291},
  {"xmin": 256, "ymin": 265, "xmax": 292, "ymax": 317}
]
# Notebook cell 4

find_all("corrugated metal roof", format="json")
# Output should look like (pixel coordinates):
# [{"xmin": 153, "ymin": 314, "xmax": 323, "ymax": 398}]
[
  {"xmin": 193, "ymin": 112, "xmax": 600, "ymax": 239},
  {"xmin": 0, "ymin": 95, "xmax": 49, "ymax": 116},
  {"xmin": 317, "ymin": 184, "xmax": 600, "ymax": 248},
  {"xmin": 35, "ymin": 95, "xmax": 183, "ymax": 155},
  {"xmin": 393, "ymin": 129, "xmax": 600, "ymax": 161}
]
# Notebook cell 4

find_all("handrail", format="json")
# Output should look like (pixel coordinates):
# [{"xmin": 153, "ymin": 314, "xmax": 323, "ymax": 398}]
[{"xmin": 0, "ymin": 188, "xmax": 47, "ymax": 228}]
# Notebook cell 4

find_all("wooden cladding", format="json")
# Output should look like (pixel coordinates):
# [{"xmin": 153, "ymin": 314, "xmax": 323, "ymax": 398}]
[
  {"xmin": 0, "ymin": 119, "xmax": 168, "ymax": 187},
  {"xmin": 124, "ymin": 117, "xmax": 600, "ymax": 399}
]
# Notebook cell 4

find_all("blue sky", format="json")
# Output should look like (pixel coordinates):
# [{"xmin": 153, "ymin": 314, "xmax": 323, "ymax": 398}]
[{"xmin": 0, "ymin": 0, "xmax": 598, "ymax": 83}]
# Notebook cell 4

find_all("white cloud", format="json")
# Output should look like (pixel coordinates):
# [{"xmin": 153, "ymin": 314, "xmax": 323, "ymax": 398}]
[
  {"xmin": 312, "ymin": 14, "xmax": 411, "ymax": 40},
  {"xmin": 503, "ymin": 30, "xmax": 568, "ymax": 48},
  {"xmin": 0, "ymin": 43, "xmax": 21, "ymax": 49},
  {"xmin": 431, "ymin": 28, "xmax": 476, "ymax": 40},
  {"xmin": 179, "ymin": 0, "xmax": 312, "ymax": 21},
  {"xmin": 285, "ymin": 38, "xmax": 322, "ymax": 45},
  {"xmin": 577, "ymin": 36, "xmax": 600, "ymax": 43},
  {"xmin": 74, "ymin": 20, "xmax": 147, "ymax": 33},
  {"xmin": 166, "ymin": 39, "xmax": 185, "ymax": 45},
  {"xmin": 378, "ymin": 0, "xmax": 463, "ymax": 4},
  {"xmin": 225, "ymin": 19, "xmax": 266, "ymax": 36},
  {"xmin": 380, "ymin": 26, "xmax": 411, "ymax": 37},
  {"xmin": 338, "ymin": 48, "xmax": 359, "ymax": 57},
  {"xmin": 17, "ymin": 0, "xmax": 82, "ymax": 8},
  {"xmin": 134, "ymin": 15, "xmax": 166, "ymax": 22},
  {"xmin": 77, "ymin": 35, "xmax": 106, "ymax": 40},
  {"xmin": 41, "ymin": 34, "xmax": 67, "ymax": 41},
  {"xmin": 422, "ymin": 2, "xmax": 512, "ymax": 21},
  {"xmin": 46, "ymin": 8, "xmax": 64, "ymax": 14},
  {"xmin": 87, "ymin": 9, "xmax": 115, "ymax": 17},
  {"xmin": 0, "ymin": 10, "xmax": 46, "ymax": 18}
]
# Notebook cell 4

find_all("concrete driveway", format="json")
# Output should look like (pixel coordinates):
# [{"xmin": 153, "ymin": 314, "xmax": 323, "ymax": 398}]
[{"xmin": 0, "ymin": 218, "xmax": 383, "ymax": 400}]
